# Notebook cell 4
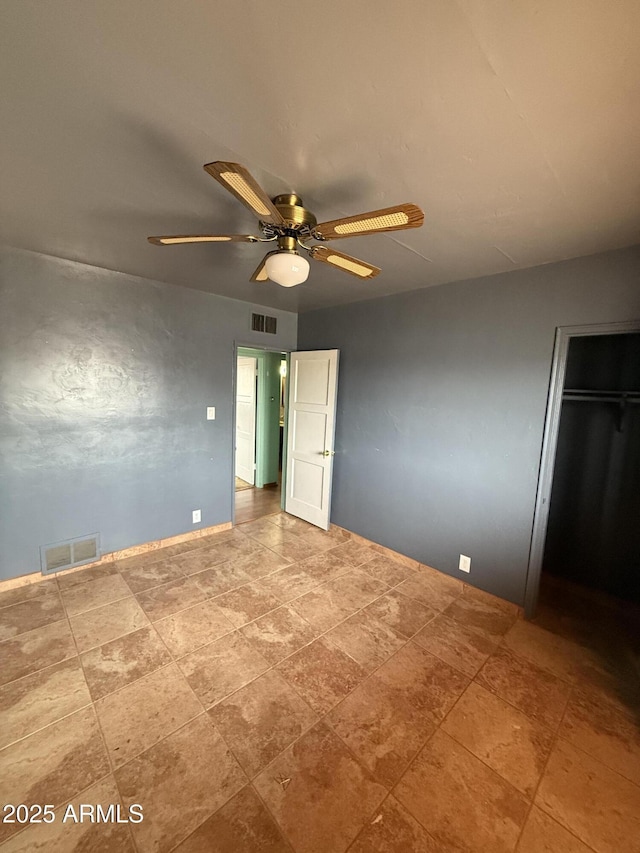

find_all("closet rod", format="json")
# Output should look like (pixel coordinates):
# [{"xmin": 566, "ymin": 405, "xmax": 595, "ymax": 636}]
[
  {"xmin": 562, "ymin": 389, "xmax": 640, "ymax": 432},
  {"xmin": 563, "ymin": 389, "xmax": 640, "ymax": 403},
  {"xmin": 562, "ymin": 395, "xmax": 640, "ymax": 403}
]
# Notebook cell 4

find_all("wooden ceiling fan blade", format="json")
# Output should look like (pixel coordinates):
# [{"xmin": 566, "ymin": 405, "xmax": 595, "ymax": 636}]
[
  {"xmin": 314, "ymin": 203, "xmax": 424, "ymax": 240},
  {"xmin": 203, "ymin": 161, "xmax": 285, "ymax": 226},
  {"xmin": 249, "ymin": 254, "xmax": 270, "ymax": 282},
  {"xmin": 309, "ymin": 246, "xmax": 381, "ymax": 279},
  {"xmin": 148, "ymin": 234, "xmax": 258, "ymax": 245}
]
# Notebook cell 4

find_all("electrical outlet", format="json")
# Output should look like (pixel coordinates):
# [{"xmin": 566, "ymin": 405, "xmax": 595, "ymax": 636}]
[
  {"xmin": 206, "ymin": 407, "xmax": 216, "ymax": 420},
  {"xmin": 192, "ymin": 509, "xmax": 201, "ymax": 524},
  {"xmin": 459, "ymin": 554, "xmax": 471, "ymax": 573}
]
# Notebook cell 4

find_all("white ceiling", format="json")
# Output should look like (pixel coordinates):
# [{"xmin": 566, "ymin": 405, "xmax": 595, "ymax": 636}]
[{"xmin": 1, "ymin": 0, "xmax": 639, "ymax": 312}]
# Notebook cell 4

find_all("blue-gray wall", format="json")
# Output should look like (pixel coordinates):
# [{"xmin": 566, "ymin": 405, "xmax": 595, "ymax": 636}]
[
  {"xmin": 299, "ymin": 245, "xmax": 640, "ymax": 605},
  {"xmin": 0, "ymin": 247, "xmax": 297, "ymax": 580}
]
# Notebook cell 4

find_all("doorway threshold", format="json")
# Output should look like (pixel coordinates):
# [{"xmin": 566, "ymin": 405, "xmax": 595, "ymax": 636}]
[{"xmin": 235, "ymin": 482, "xmax": 282, "ymax": 524}]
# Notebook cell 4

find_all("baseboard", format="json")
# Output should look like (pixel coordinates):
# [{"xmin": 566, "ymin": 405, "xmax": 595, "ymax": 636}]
[
  {"xmin": 332, "ymin": 525, "xmax": 421, "ymax": 571},
  {"xmin": 0, "ymin": 521, "xmax": 233, "ymax": 593}
]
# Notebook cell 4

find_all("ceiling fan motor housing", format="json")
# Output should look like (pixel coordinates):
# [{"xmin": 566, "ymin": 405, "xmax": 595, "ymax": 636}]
[{"xmin": 271, "ymin": 194, "xmax": 317, "ymax": 232}]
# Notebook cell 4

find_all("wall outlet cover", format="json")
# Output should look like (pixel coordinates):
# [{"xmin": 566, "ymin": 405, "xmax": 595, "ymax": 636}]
[
  {"xmin": 459, "ymin": 554, "xmax": 471, "ymax": 573},
  {"xmin": 192, "ymin": 509, "xmax": 201, "ymax": 524},
  {"xmin": 206, "ymin": 407, "xmax": 216, "ymax": 420}
]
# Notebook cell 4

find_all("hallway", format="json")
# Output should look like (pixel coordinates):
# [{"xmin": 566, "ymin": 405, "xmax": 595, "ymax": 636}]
[{"xmin": 235, "ymin": 481, "xmax": 282, "ymax": 524}]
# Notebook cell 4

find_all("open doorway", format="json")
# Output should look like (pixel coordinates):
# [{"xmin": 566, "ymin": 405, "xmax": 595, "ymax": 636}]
[
  {"xmin": 526, "ymin": 321, "xmax": 640, "ymax": 616},
  {"xmin": 234, "ymin": 347, "xmax": 287, "ymax": 524},
  {"xmin": 525, "ymin": 322, "xmax": 640, "ymax": 710}
]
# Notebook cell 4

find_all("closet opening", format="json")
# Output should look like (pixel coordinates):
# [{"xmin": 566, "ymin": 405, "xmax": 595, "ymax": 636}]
[{"xmin": 525, "ymin": 323, "xmax": 640, "ymax": 713}]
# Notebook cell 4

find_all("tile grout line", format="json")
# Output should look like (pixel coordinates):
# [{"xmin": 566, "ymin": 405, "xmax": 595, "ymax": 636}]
[
  {"xmin": 0, "ymin": 697, "xmax": 95, "ymax": 753},
  {"xmin": 69, "ymin": 615, "xmax": 154, "ymax": 657},
  {"xmin": 341, "ymin": 789, "xmax": 439, "ymax": 853},
  {"xmin": 187, "ymin": 685, "xmax": 311, "ymax": 853},
  {"xmin": 360, "ymin": 664, "xmax": 482, "ymax": 828},
  {"xmin": 151, "ymin": 605, "xmax": 288, "ymax": 853},
  {"xmin": 494, "ymin": 633, "xmax": 584, "ymax": 689},
  {"xmin": 115, "ymin": 708, "xmax": 247, "ymax": 853},
  {"xmin": 0, "ymin": 583, "xmax": 59, "ymax": 613},
  {"xmin": 57, "ymin": 573, "xmax": 142, "ymax": 853},
  {"xmin": 62, "ymin": 592, "xmax": 132, "ymax": 620},
  {"xmin": 0, "ymin": 616, "xmax": 74, "ymax": 689},
  {"xmin": 86, "ymin": 657, "xmax": 180, "ymax": 706},
  {"xmin": 394, "ymin": 724, "xmax": 534, "ymax": 850},
  {"xmin": 553, "ymin": 726, "xmax": 640, "ymax": 792},
  {"xmin": 439, "ymin": 680, "xmax": 551, "ymax": 789},
  {"xmin": 161, "ymin": 773, "xmax": 298, "ymax": 853},
  {"xmin": 244, "ymin": 783, "xmax": 300, "ymax": 853},
  {"xmin": 509, "ymin": 687, "xmax": 580, "ymax": 852},
  {"xmin": 385, "ymin": 725, "xmax": 442, "ymax": 834},
  {"xmin": 0, "ymin": 767, "xmax": 122, "ymax": 850},
  {"xmin": 203, "ymin": 665, "xmax": 388, "ymax": 853},
  {"xmin": 469, "ymin": 647, "xmax": 572, "ymax": 736}
]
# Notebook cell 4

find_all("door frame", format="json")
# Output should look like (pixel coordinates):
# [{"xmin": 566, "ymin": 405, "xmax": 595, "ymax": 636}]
[
  {"xmin": 524, "ymin": 319, "xmax": 640, "ymax": 618},
  {"xmin": 235, "ymin": 354, "xmax": 258, "ymax": 485},
  {"xmin": 232, "ymin": 343, "xmax": 289, "ymax": 524}
]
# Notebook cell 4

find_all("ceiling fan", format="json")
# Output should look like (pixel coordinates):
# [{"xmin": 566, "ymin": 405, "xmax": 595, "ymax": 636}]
[{"xmin": 148, "ymin": 161, "xmax": 424, "ymax": 287}]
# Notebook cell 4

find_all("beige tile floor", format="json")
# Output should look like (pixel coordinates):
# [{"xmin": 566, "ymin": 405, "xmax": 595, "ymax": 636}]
[{"xmin": 0, "ymin": 515, "xmax": 639, "ymax": 852}]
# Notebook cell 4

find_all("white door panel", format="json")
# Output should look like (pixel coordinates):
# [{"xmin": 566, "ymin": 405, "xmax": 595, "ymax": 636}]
[
  {"xmin": 236, "ymin": 401, "xmax": 254, "ymax": 434},
  {"xmin": 236, "ymin": 356, "xmax": 256, "ymax": 485},
  {"xmin": 290, "ymin": 458, "xmax": 325, "ymax": 505},
  {"xmin": 292, "ymin": 411, "xmax": 328, "ymax": 455},
  {"xmin": 294, "ymin": 359, "xmax": 331, "ymax": 404},
  {"xmin": 285, "ymin": 350, "xmax": 339, "ymax": 530}
]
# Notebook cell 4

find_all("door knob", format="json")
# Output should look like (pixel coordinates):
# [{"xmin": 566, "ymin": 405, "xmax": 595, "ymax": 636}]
[{"xmin": 322, "ymin": 450, "xmax": 335, "ymax": 457}]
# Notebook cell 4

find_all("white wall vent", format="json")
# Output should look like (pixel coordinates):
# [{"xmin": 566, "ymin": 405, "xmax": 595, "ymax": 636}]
[{"xmin": 40, "ymin": 533, "xmax": 101, "ymax": 575}]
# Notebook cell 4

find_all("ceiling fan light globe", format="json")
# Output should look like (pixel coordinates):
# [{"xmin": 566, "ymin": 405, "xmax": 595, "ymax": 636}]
[{"xmin": 265, "ymin": 251, "xmax": 310, "ymax": 287}]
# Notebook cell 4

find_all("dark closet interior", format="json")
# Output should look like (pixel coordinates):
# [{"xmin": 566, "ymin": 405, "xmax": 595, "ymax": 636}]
[{"xmin": 543, "ymin": 333, "xmax": 640, "ymax": 603}]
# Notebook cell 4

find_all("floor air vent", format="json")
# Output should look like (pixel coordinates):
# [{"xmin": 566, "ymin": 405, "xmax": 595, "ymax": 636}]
[{"xmin": 41, "ymin": 533, "xmax": 101, "ymax": 575}]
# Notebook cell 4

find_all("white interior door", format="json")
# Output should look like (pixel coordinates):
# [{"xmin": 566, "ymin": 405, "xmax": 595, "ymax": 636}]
[
  {"xmin": 285, "ymin": 350, "xmax": 339, "ymax": 530},
  {"xmin": 236, "ymin": 356, "xmax": 257, "ymax": 485}
]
